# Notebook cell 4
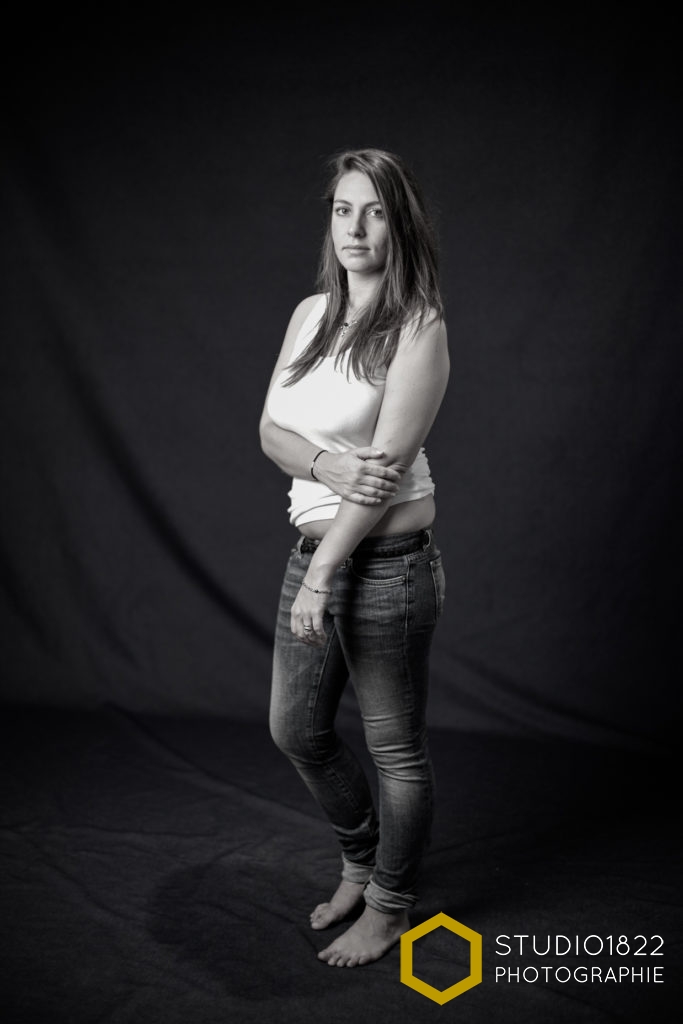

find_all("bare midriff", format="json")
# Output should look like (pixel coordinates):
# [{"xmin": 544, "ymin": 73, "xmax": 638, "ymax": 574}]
[{"xmin": 298, "ymin": 494, "xmax": 436, "ymax": 540}]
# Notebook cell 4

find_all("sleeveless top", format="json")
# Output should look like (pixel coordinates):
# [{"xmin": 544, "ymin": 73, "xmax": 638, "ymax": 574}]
[{"xmin": 266, "ymin": 294, "xmax": 435, "ymax": 527}]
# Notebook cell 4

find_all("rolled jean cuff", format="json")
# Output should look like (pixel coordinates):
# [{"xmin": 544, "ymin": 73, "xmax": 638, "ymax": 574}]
[
  {"xmin": 341, "ymin": 854, "xmax": 375, "ymax": 885},
  {"xmin": 364, "ymin": 878, "xmax": 418, "ymax": 914}
]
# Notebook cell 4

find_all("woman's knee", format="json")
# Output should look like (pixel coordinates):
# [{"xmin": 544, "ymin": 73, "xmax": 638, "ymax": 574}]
[
  {"xmin": 269, "ymin": 710, "xmax": 339, "ymax": 765},
  {"xmin": 269, "ymin": 709, "xmax": 301, "ymax": 758},
  {"xmin": 269, "ymin": 709, "xmax": 314, "ymax": 762},
  {"xmin": 364, "ymin": 728, "xmax": 432, "ymax": 782}
]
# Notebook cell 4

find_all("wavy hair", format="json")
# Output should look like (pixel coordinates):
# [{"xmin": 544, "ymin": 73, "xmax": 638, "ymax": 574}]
[{"xmin": 284, "ymin": 148, "xmax": 443, "ymax": 386}]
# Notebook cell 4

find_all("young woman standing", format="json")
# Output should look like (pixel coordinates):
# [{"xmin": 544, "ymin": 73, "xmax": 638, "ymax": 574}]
[{"xmin": 260, "ymin": 148, "xmax": 449, "ymax": 967}]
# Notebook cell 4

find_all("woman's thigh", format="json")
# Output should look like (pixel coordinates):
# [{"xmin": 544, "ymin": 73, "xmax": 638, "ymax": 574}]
[
  {"xmin": 269, "ymin": 547, "xmax": 349, "ymax": 755},
  {"xmin": 334, "ymin": 543, "xmax": 444, "ymax": 750}
]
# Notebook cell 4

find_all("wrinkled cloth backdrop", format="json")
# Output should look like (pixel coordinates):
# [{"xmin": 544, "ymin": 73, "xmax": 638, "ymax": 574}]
[{"xmin": 1, "ymin": 10, "xmax": 681, "ymax": 1024}]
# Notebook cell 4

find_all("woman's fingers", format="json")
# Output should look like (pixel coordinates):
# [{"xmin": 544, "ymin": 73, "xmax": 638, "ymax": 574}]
[
  {"xmin": 358, "ymin": 465, "xmax": 401, "ymax": 494},
  {"xmin": 298, "ymin": 621, "xmax": 327, "ymax": 646},
  {"xmin": 291, "ymin": 588, "xmax": 328, "ymax": 645},
  {"xmin": 309, "ymin": 609, "xmax": 326, "ymax": 644},
  {"xmin": 318, "ymin": 450, "xmax": 401, "ymax": 504},
  {"xmin": 348, "ymin": 475, "xmax": 400, "ymax": 503},
  {"xmin": 347, "ymin": 464, "xmax": 400, "ymax": 501},
  {"xmin": 349, "ymin": 491, "xmax": 389, "ymax": 506},
  {"xmin": 298, "ymin": 609, "xmax": 325, "ymax": 644},
  {"xmin": 362, "ymin": 462, "xmax": 402, "ymax": 483},
  {"xmin": 357, "ymin": 481, "xmax": 398, "ymax": 497},
  {"xmin": 356, "ymin": 455, "xmax": 401, "ymax": 479},
  {"xmin": 350, "ymin": 493, "xmax": 383, "ymax": 505},
  {"xmin": 359, "ymin": 477, "xmax": 399, "ymax": 494}
]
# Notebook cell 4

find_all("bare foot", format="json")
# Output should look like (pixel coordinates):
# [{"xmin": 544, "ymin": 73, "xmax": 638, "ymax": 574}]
[
  {"xmin": 310, "ymin": 879, "xmax": 366, "ymax": 930},
  {"xmin": 317, "ymin": 906, "xmax": 410, "ymax": 967}
]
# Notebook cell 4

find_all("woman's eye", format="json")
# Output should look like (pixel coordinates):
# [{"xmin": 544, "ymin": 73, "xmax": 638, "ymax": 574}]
[
  {"xmin": 334, "ymin": 206, "xmax": 349, "ymax": 216},
  {"xmin": 368, "ymin": 207, "xmax": 384, "ymax": 218}
]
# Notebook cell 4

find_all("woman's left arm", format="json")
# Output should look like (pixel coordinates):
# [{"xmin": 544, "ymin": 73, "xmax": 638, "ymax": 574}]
[{"xmin": 292, "ymin": 316, "xmax": 449, "ymax": 644}]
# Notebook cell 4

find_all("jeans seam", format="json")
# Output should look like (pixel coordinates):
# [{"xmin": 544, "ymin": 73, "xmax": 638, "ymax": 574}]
[
  {"xmin": 404, "ymin": 560, "xmax": 412, "ymax": 636},
  {"xmin": 306, "ymin": 620, "xmax": 369, "ymax": 818},
  {"xmin": 429, "ymin": 556, "xmax": 444, "ymax": 618}
]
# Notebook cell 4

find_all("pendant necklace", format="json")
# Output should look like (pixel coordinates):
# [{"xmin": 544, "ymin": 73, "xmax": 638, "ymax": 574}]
[
  {"xmin": 339, "ymin": 319, "xmax": 356, "ymax": 339},
  {"xmin": 339, "ymin": 309, "xmax": 361, "ymax": 339}
]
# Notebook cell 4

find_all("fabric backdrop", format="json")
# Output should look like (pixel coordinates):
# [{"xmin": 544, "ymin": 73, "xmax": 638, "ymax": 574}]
[{"xmin": 2, "ymin": 10, "xmax": 682, "ymax": 751}]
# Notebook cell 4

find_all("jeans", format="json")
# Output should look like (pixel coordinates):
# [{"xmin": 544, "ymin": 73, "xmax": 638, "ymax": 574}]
[{"xmin": 269, "ymin": 527, "xmax": 445, "ymax": 914}]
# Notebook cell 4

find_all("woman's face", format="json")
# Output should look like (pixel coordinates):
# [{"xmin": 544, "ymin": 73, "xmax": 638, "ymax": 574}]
[{"xmin": 331, "ymin": 170, "xmax": 388, "ymax": 279}]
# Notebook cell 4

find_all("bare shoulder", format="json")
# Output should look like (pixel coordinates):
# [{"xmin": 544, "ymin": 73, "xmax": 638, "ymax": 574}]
[
  {"xmin": 398, "ymin": 307, "xmax": 448, "ymax": 353},
  {"xmin": 287, "ymin": 292, "xmax": 326, "ymax": 336},
  {"xmin": 265, "ymin": 293, "xmax": 326, "ymax": 386}
]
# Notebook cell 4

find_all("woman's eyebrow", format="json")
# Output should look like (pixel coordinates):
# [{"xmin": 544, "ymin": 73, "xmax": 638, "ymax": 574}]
[{"xmin": 332, "ymin": 197, "xmax": 381, "ymax": 207}]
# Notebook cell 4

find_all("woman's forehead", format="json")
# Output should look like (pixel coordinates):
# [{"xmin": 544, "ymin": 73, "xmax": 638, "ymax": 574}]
[{"xmin": 333, "ymin": 170, "xmax": 379, "ymax": 203}]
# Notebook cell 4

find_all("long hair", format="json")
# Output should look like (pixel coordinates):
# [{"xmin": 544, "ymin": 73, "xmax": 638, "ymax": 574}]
[{"xmin": 284, "ymin": 148, "xmax": 443, "ymax": 386}]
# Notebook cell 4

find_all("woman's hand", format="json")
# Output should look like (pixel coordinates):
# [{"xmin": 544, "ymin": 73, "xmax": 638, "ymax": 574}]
[
  {"xmin": 291, "ymin": 580, "xmax": 330, "ymax": 647},
  {"xmin": 314, "ymin": 448, "xmax": 402, "ymax": 505}
]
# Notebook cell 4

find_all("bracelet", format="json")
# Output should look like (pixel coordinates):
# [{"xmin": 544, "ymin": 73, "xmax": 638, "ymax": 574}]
[
  {"xmin": 310, "ymin": 448, "xmax": 327, "ymax": 480},
  {"xmin": 301, "ymin": 580, "xmax": 332, "ymax": 596}
]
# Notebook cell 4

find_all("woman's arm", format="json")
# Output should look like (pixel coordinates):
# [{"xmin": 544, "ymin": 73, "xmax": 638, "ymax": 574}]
[
  {"xmin": 292, "ymin": 315, "xmax": 450, "ymax": 643},
  {"xmin": 260, "ymin": 297, "xmax": 402, "ymax": 503}
]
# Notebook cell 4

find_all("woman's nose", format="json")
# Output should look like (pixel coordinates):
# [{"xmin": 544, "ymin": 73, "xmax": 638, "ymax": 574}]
[{"xmin": 348, "ymin": 215, "xmax": 365, "ymax": 237}]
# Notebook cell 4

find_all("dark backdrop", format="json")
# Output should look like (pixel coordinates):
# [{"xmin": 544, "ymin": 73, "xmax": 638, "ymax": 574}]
[{"xmin": 2, "ymin": 10, "xmax": 682, "ymax": 750}]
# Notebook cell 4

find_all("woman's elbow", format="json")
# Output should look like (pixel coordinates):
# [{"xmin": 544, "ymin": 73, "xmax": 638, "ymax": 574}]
[
  {"xmin": 260, "ymin": 421, "xmax": 290, "ymax": 476},
  {"xmin": 259, "ymin": 415, "xmax": 275, "ymax": 454},
  {"xmin": 259, "ymin": 423, "xmax": 278, "ymax": 465},
  {"xmin": 377, "ymin": 447, "xmax": 420, "ymax": 477}
]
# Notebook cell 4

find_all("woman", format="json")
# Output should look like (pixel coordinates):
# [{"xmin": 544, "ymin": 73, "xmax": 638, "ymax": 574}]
[{"xmin": 260, "ymin": 148, "xmax": 449, "ymax": 968}]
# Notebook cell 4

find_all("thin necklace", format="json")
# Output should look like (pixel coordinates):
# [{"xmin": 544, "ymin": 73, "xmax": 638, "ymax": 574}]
[
  {"xmin": 339, "ymin": 317, "xmax": 357, "ymax": 339},
  {"xmin": 339, "ymin": 306, "xmax": 363, "ymax": 339}
]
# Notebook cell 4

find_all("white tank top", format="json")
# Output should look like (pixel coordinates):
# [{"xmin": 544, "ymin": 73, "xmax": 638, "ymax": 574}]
[{"xmin": 267, "ymin": 294, "xmax": 435, "ymax": 527}]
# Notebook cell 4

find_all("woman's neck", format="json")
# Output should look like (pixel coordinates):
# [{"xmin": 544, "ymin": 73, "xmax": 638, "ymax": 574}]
[{"xmin": 346, "ymin": 272, "xmax": 381, "ymax": 314}]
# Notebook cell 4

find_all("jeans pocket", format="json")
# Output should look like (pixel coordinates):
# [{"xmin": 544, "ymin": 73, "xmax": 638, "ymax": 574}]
[
  {"xmin": 430, "ymin": 555, "xmax": 446, "ymax": 617},
  {"xmin": 349, "ymin": 555, "xmax": 407, "ymax": 587}
]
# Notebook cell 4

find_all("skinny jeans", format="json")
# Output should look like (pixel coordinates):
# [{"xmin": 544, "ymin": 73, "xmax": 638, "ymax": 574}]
[{"xmin": 269, "ymin": 527, "xmax": 445, "ymax": 914}]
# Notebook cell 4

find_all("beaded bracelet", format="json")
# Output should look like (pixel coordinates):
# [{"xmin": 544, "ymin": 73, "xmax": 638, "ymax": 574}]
[{"xmin": 301, "ymin": 580, "xmax": 332, "ymax": 596}]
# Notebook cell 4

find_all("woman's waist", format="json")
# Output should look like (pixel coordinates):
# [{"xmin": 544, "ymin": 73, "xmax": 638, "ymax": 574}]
[
  {"xmin": 298, "ymin": 494, "xmax": 436, "ymax": 540},
  {"xmin": 297, "ymin": 523, "xmax": 436, "ymax": 560}
]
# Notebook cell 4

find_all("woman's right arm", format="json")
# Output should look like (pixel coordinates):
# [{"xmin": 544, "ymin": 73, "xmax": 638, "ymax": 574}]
[{"xmin": 259, "ymin": 296, "xmax": 401, "ymax": 505}]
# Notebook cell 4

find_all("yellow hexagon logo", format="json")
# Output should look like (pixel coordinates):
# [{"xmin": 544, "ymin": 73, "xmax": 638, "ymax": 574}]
[{"xmin": 400, "ymin": 912, "xmax": 482, "ymax": 1004}]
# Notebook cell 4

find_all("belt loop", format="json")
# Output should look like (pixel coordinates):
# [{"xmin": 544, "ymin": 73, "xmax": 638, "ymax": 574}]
[
  {"xmin": 296, "ymin": 535, "xmax": 305, "ymax": 554},
  {"xmin": 422, "ymin": 528, "xmax": 432, "ymax": 550}
]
